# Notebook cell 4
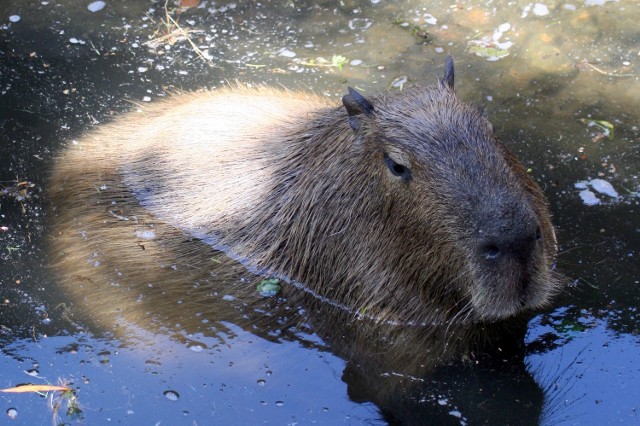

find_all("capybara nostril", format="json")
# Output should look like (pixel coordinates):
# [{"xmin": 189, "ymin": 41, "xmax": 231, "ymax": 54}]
[{"xmin": 479, "ymin": 229, "xmax": 539, "ymax": 265}]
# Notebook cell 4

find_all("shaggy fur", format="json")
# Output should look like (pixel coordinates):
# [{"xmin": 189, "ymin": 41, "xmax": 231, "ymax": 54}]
[{"xmin": 49, "ymin": 64, "xmax": 560, "ymax": 331}]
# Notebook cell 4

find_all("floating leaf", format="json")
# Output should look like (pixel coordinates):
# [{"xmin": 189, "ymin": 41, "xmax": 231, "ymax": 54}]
[
  {"xmin": 391, "ymin": 15, "xmax": 433, "ymax": 42},
  {"xmin": 579, "ymin": 118, "xmax": 614, "ymax": 140},
  {"xmin": 390, "ymin": 76, "xmax": 408, "ymax": 90},
  {"xmin": 256, "ymin": 278, "xmax": 281, "ymax": 297},
  {"xmin": 1, "ymin": 384, "xmax": 72, "ymax": 394},
  {"xmin": 299, "ymin": 55, "xmax": 348, "ymax": 70},
  {"xmin": 468, "ymin": 44, "xmax": 510, "ymax": 60},
  {"xmin": 331, "ymin": 55, "xmax": 348, "ymax": 71}
]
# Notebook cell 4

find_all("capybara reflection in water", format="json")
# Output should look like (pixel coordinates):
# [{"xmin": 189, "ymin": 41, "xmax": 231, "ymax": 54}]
[{"xmin": 49, "ymin": 57, "xmax": 560, "ymax": 329}]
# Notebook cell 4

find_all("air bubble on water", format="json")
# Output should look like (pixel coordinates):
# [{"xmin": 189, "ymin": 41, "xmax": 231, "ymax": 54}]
[
  {"xmin": 532, "ymin": 3, "xmax": 550, "ymax": 16},
  {"xmin": 9, "ymin": 15, "xmax": 20, "ymax": 23},
  {"xmin": 163, "ymin": 390, "xmax": 180, "ymax": 401},
  {"xmin": 348, "ymin": 18, "xmax": 372, "ymax": 30},
  {"xmin": 87, "ymin": 1, "xmax": 106, "ymax": 12},
  {"xmin": 6, "ymin": 408, "xmax": 17, "ymax": 419},
  {"xmin": 256, "ymin": 379, "xmax": 266, "ymax": 386},
  {"xmin": 275, "ymin": 400, "xmax": 284, "ymax": 407}
]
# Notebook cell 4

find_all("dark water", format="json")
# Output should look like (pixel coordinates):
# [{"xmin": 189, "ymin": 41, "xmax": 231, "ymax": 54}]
[{"xmin": 1, "ymin": 0, "xmax": 638, "ymax": 424}]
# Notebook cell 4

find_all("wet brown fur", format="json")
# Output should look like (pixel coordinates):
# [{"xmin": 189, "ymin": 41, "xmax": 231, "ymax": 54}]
[{"xmin": 49, "ymin": 80, "xmax": 560, "ymax": 331}]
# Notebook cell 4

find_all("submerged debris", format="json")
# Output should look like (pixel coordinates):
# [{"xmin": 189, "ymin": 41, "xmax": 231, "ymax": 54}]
[
  {"xmin": 579, "ymin": 118, "xmax": 615, "ymax": 142},
  {"xmin": 467, "ymin": 23, "xmax": 513, "ymax": 61},
  {"xmin": 1, "ymin": 180, "xmax": 35, "ymax": 202}
]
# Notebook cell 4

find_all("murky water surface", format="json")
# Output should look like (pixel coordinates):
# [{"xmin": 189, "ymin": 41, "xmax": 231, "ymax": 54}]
[{"xmin": 1, "ymin": 0, "xmax": 639, "ymax": 424}]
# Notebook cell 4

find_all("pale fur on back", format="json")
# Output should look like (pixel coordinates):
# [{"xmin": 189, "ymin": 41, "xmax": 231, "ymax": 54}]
[{"xmin": 49, "ymin": 84, "xmax": 560, "ymax": 330}]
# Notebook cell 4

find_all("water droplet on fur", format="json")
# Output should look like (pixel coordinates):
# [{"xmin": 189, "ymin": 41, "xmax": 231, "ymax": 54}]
[{"xmin": 135, "ymin": 230, "xmax": 156, "ymax": 240}]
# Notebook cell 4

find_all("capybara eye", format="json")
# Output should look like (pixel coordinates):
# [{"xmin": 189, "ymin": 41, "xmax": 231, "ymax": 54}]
[
  {"xmin": 483, "ymin": 245, "xmax": 501, "ymax": 260},
  {"xmin": 384, "ymin": 153, "xmax": 411, "ymax": 181}
]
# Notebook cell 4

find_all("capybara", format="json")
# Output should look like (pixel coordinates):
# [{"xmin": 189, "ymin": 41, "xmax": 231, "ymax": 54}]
[{"xmin": 49, "ymin": 57, "xmax": 560, "ymax": 331}]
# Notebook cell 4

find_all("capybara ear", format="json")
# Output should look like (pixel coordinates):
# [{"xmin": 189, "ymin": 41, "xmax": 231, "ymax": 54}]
[
  {"xmin": 440, "ymin": 55, "xmax": 455, "ymax": 89},
  {"xmin": 342, "ymin": 87, "xmax": 374, "ymax": 131}
]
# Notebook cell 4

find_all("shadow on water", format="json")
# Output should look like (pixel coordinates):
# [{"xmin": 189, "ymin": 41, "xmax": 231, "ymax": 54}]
[{"xmin": 1, "ymin": 0, "xmax": 639, "ymax": 424}]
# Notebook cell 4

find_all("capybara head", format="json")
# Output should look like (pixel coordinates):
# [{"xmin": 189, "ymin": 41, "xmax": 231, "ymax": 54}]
[
  {"xmin": 328, "ymin": 57, "xmax": 559, "ymax": 324},
  {"xmin": 50, "ymin": 56, "xmax": 559, "ymax": 332}
]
